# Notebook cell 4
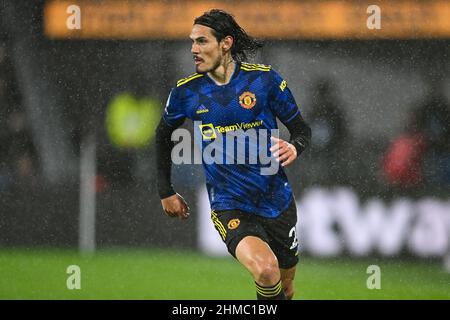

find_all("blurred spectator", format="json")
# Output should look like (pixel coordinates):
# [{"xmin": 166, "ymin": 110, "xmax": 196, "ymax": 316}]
[
  {"xmin": 307, "ymin": 78, "xmax": 349, "ymax": 185},
  {"xmin": 0, "ymin": 45, "xmax": 39, "ymax": 190},
  {"xmin": 383, "ymin": 76, "xmax": 450, "ymax": 190},
  {"xmin": 382, "ymin": 116, "xmax": 427, "ymax": 187},
  {"xmin": 0, "ymin": 111, "xmax": 39, "ymax": 190},
  {"xmin": 414, "ymin": 78, "xmax": 450, "ymax": 188}
]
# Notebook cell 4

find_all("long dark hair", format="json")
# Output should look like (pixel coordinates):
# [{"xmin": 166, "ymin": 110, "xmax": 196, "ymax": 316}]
[{"xmin": 194, "ymin": 9, "xmax": 263, "ymax": 62}]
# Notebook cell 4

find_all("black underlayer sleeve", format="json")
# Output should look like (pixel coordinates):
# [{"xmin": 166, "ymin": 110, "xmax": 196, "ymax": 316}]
[
  {"xmin": 155, "ymin": 117, "xmax": 181, "ymax": 199},
  {"xmin": 284, "ymin": 112, "xmax": 311, "ymax": 155}
]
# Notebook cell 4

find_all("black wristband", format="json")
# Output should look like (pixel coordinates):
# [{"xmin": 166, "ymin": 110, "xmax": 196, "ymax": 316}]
[
  {"xmin": 158, "ymin": 187, "xmax": 176, "ymax": 200},
  {"xmin": 285, "ymin": 112, "xmax": 311, "ymax": 156},
  {"xmin": 290, "ymin": 137, "xmax": 308, "ymax": 155}
]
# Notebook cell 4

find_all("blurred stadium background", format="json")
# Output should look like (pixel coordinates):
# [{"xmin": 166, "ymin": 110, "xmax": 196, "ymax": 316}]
[{"xmin": 0, "ymin": 0, "xmax": 449, "ymax": 299}]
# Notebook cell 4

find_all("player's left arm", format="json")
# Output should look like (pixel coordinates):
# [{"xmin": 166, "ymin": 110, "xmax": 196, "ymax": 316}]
[
  {"xmin": 271, "ymin": 113, "xmax": 311, "ymax": 167},
  {"xmin": 269, "ymin": 71, "xmax": 311, "ymax": 167}
]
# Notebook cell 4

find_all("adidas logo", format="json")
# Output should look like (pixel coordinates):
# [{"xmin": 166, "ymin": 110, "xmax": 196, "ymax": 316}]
[{"xmin": 196, "ymin": 105, "xmax": 209, "ymax": 114}]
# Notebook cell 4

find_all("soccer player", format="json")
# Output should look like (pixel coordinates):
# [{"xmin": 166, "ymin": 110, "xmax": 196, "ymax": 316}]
[{"xmin": 155, "ymin": 9, "xmax": 311, "ymax": 300}]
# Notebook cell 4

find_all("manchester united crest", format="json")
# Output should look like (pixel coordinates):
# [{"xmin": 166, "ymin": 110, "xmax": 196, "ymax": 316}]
[
  {"xmin": 227, "ymin": 219, "xmax": 240, "ymax": 230},
  {"xmin": 239, "ymin": 91, "xmax": 256, "ymax": 109}
]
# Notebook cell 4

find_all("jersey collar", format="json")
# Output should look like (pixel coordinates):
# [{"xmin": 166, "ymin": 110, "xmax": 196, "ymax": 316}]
[{"xmin": 205, "ymin": 62, "xmax": 240, "ymax": 87}]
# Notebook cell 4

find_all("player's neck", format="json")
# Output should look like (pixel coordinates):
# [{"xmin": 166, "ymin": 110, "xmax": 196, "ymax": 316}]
[{"xmin": 208, "ymin": 58, "xmax": 236, "ymax": 86}]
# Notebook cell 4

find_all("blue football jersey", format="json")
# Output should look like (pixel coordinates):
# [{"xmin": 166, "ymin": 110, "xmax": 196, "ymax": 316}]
[{"xmin": 163, "ymin": 62, "xmax": 302, "ymax": 218}]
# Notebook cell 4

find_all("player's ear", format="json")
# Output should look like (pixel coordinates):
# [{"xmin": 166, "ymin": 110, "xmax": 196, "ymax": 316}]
[{"xmin": 222, "ymin": 36, "xmax": 234, "ymax": 52}]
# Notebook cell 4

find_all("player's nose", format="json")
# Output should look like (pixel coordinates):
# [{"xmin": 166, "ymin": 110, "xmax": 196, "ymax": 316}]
[{"xmin": 191, "ymin": 43, "xmax": 200, "ymax": 54}]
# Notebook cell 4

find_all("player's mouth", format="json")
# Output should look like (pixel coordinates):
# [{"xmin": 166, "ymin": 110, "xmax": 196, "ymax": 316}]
[{"xmin": 194, "ymin": 56, "xmax": 204, "ymax": 65}]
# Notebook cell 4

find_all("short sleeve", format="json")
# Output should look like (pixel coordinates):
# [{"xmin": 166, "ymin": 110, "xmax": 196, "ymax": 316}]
[
  {"xmin": 268, "ymin": 69, "xmax": 301, "ymax": 124},
  {"xmin": 162, "ymin": 87, "xmax": 186, "ymax": 127}
]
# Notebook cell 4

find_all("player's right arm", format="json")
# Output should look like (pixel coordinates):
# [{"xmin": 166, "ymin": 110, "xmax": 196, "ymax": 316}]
[{"xmin": 155, "ymin": 88, "xmax": 190, "ymax": 219}]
